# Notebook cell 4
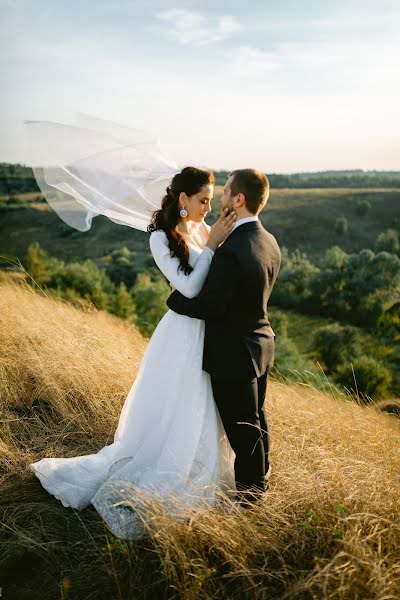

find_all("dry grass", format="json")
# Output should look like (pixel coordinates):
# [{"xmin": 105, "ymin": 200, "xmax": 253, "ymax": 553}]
[{"xmin": 0, "ymin": 275, "xmax": 399, "ymax": 600}]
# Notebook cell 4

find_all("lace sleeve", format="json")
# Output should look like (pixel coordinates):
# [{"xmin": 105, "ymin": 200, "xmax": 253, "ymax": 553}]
[{"xmin": 149, "ymin": 230, "xmax": 214, "ymax": 298}]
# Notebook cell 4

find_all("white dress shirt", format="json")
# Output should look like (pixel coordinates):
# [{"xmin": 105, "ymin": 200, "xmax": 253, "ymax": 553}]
[{"xmin": 231, "ymin": 215, "xmax": 259, "ymax": 232}]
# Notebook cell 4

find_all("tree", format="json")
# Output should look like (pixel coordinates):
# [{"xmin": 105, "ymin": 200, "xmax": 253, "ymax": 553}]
[
  {"xmin": 312, "ymin": 323, "xmax": 362, "ymax": 373},
  {"xmin": 335, "ymin": 356, "xmax": 392, "ymax": 401},
  {"xmin": 269, "ymin": 310, "xmax": 321, "ymax": 380},
  {"xmin": 102, "ymin": 246, "xmax": 137, "ymax": 287},
  {"xmin": 374, "ymin": 229, "xmax": 399, "ymax": 255},
  {"xmin": 132, "ymin": 272, "xmax": 170, "ymax": 337},
  {"xmin": 355, "ymin": 199, "xmax": 371, "ymax": 216},
  {"xmin": 335, "ymin": 216, "xmax": 348, "ymax": 235},
  {"xmin": 311, "ymin": 246, "xmax": 349, "ymax": 316},
  {"xmin": 113, "ymin": 282, "xmax": 136, "ymax": 321},
  {"xmin": 51, "ymin": 259, "xmax": 115, "ymax": 310},
  {"xmin": 26, "ymin": 242, "xmax": 61, "ymax": 286},
  {"xmin": 271, "ymin": 248, "xmax": 320, "ymax": 309}
]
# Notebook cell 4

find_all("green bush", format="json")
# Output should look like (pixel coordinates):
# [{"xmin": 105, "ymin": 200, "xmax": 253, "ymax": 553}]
[
  {"xmin": 335, "ymin": 217, "xmax": 348, "ymax": 235},
  {"xmin": 51, "ymin": 260, "xmax": 115, "ymax": 310},
  {"xmin": 26, "ymin": 242, "xmax": 116, "ymax": 310},
  {"xmin": 112, "ymin": 282, "xmax": 136, "ymax": 321},
  {"xmin": 132, "ymin": 272, "xmax": 170, "ymax": 337},
  {"xmin": 26, "ymin": 242, "xmax": 61, "ymax": 285},
  {"xmin": 374, "ymin": 229, "xmax": 399, "ymax": 255},
  {"xmin": 271, "ymin": 248, "xmax": 320, "ymax": 309},
  {"xmin": 270, "ymin": 310, "xmax": 322, "ymax": 382},
  {"xmin": 355, "ymin": 199, "xmax": 371, "ymax": 216},
  {"xmin": 334, "ymin": 356, "xmax": 392, "ymax": 401},
  {"xmin": 312, "ymin": 323, "xmax": 362, "ymax": 372},
  {"xmin": 101, "ymin": 246, "xmax": 137, "ymax": 287}
]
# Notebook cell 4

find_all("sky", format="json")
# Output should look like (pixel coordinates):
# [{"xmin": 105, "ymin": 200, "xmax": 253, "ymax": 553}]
[{"xmin": 1, "ymin": 0, "xmax": 400, "ymax": 172}]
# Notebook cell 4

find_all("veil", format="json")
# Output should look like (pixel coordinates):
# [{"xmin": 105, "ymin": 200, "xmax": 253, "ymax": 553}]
[{"xmin": 23, "ymin": 113, "xmax": 181, "ymax": 232}]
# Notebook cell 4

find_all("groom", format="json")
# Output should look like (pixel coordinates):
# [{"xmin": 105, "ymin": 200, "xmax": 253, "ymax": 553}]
[{"xmin": 167, "ymin": 169, "xmax": 281, "ymax": 504}]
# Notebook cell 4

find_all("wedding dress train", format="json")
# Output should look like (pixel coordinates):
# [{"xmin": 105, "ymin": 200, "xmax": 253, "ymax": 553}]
[{"xmin": 29, "ymin": 231, "xmax": 235, "ymax": 539}]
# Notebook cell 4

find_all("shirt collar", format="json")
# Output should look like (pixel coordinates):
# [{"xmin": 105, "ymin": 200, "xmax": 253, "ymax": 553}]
[{"xmin": 232, "ymin": 215, "xmax": 259, "ymax": 232}]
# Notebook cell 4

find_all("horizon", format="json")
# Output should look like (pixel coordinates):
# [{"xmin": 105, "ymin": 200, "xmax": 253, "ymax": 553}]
[
  {"xmin": 1, "ymin": 0, "xmax": 399, "ymax": 172},
  {"xmin": 2, "ymin": 162, "xmax": 400, "ymax": 178}
]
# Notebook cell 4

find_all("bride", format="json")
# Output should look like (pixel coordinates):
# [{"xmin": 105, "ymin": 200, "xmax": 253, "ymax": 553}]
[{"xmin": 29, "ymin": 162, "xmax": 237, "ymax": 539}]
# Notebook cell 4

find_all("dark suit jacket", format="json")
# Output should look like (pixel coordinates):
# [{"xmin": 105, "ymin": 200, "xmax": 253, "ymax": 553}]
[{"xmin": 167, "ymin": 220, "xmax": 281, "ymax": 380}]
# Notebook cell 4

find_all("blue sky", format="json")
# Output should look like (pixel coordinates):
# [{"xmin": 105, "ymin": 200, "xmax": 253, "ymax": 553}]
[{"xmin": 1, "ymin": 0, "xmax": 399, "ymax": 172}]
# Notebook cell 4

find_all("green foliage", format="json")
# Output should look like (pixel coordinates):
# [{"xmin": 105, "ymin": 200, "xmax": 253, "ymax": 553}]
[
  {"xmin": 343, "ymin": 250, "xmax": 400, "ymax": 325},
  {"xmin": 131, "ymin": 272, "xmax": 170, "ymax": 337},
  {"xmin": 335, "ymin": 216, "xmax": 348, "ymax": 235},
  {"xmin": 26, "ymin": 242, "xmax": 60, "ymax": 286},
  {"xmin": 26, "ymin": 242, "xmax": 116, "ymax": 310},
  {"xmin": 271, "ymin": 248, "xmax": 320, "ymax": 309},
  {"xmin": 112, "ymin": 282, "xmax": 136, "ymax": 321},
  {"xmin": 306, "ymin": 247, "xmax": 400, "ymax": 329},
  {"xmin": 0, "ymin": 162, "xmax": 39, "ymax": 195},
  {"xmin": 335, "ymin": 356, "xmax": 393, "ymax": 401},
  {"xmin": 355, "ymin": 199, "xmax": 371, "ymax": 216},
  {"xmin": 312, "ymin": 323, "xmax": 362, "ymax": 373},
  {"xmin": 374, "ymin": 229, "xmax": 399, "ymax": 255},
  {"xmin": 51, "ymin": 260, "xmax": 115, "ymax": 310},
  {"xmin": 271, "ymin": 310, "xmax": 323, "ymax": 382},
  {"xmin": 101, "ymin": 246, "xmax": 137, "ymax": 287}
]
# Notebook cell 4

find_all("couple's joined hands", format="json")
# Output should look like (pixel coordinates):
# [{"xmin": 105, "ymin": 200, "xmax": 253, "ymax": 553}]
[{"xmin": 206, "ymin": 208, "xmax": 237, "ymax": 252}]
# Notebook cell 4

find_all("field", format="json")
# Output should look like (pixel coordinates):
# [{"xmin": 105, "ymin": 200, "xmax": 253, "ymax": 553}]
[
  {"xmin": 1, "ymin": 188, "xmax": 399, "ymax": 270},
  {"xmin": 1, "ymin": 277, "xmax": 399, "ymax": 600}
]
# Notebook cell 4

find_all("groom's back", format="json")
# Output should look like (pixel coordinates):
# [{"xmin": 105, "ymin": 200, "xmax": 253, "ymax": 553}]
[{"xmin": 203, "ymin": 220, "xmax": 281, "ymax": 379}]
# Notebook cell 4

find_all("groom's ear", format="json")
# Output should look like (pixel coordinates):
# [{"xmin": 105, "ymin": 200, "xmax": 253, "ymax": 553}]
[{"xmin": 235, "ymin": 192, "xmax": 246, "ymax": 208}]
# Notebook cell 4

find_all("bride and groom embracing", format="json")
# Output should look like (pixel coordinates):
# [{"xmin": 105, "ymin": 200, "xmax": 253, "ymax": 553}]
[{"xmin": 29, "ymin": 166, "xmax": 281, "ymax": 540}]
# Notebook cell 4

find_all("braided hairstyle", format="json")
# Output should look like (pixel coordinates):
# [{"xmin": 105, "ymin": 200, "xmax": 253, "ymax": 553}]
[{"xmin": 147, "ymin": 166, "xmax": 215, "ymax": 275}]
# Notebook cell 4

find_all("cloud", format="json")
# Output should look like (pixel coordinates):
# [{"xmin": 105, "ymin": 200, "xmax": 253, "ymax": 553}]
[
  {"xmin": 155, "ymin": 9, "xmax": 242, "ymax": 46},
  {"xmin": 224, "ymin": 42, "xmax": 345, "ymax": 78},
  {"xmin": 225, "ymin": 46, "xmax": 281, "ymax": 77}
]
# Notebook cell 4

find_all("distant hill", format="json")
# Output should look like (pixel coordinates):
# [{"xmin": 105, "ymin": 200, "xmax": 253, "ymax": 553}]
[
  {"xmin": 1, "ymin": 187, "xmax": 399, "ymax": 269},
  {"xmin": 2, "ymin": 162, "xmax": 400, "ymax": 195},
  {"xmin": 215, "ymin": 169, "xmax": 400, "ymax": 188}
]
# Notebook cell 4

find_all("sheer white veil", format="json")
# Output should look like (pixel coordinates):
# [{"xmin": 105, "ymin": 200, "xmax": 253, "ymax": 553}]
[{"xmin": 23, "ymin": 113, "xmax": 181, "ymax": 232}]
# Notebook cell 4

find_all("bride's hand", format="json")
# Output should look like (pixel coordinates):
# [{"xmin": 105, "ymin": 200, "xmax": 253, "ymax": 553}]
[{"xmin": 206, "ymin": 208, "xmax": 236, "ymax": 252}]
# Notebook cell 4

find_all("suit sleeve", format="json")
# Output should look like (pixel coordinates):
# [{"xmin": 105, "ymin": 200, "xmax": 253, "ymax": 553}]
[{"xmin": 167, "ymin": 247, "xmax": 240, "ymax": 320}]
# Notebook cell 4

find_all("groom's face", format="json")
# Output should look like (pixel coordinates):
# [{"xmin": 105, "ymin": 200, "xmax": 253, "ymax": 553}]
[{"xmin": 221, "ymin": 176, "xmax": 235, "ymax": 212}]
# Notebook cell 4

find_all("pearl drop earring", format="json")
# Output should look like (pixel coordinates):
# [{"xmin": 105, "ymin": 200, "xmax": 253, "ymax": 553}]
[{"xmin": 180, "ymin": 205, "xmax": 188, "ymax": 218}]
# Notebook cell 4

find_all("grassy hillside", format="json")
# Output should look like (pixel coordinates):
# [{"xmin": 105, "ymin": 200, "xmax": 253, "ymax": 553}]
[
  {"xmin": 1, "ymin": 187, "xmax": 399, "ymax": 268},
  {"xmin": 1, "ymin": 277, "xmax": 399, "ymax": 599}
]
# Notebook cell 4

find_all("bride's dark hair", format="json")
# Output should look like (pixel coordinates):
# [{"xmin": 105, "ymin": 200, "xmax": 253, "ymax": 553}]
[{"xmin": 147, "ymin": 166, "xmax": 215, "ymax": 275}]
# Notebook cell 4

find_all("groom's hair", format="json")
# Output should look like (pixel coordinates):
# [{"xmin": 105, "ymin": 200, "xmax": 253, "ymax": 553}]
[{"xmin": 229, "ymin": 169, "xmax": 269, "ymax": 214}]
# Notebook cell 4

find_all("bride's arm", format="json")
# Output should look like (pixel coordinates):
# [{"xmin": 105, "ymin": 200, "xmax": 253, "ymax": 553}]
[{"xmin": 149, "ymin": 230, "xmax": 214, "ymax": 299}]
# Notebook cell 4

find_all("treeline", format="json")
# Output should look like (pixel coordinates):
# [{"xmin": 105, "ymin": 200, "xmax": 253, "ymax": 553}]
[
  {"xmin": 0, "ymin": 163, "xmax": 39, "ymax": 195},
  {"xmin": 214, "ymin": 169, "xmax": 400, "ymax": 188},
  {"xmin": 2, "ymin": 163, "xmax": 400, "ymax": 195}
]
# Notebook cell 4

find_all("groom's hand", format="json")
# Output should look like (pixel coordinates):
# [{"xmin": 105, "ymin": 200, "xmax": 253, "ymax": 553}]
[
  {"xmin": 166, "ymin": 247, "xmax": 240, "ymax": 321},
  {"xmin": 167, "ymin": 289, "xmax": 184, "ymax": 314}
]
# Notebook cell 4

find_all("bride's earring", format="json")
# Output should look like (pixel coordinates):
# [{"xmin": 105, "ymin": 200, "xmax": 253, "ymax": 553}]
[{"xmin": 180, "ymin": 205, "xmax": 188, "ymax": 218}]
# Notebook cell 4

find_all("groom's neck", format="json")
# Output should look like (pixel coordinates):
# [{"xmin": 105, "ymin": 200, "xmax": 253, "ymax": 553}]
[{"xmin": 234, "ymin": 209, "xmax": 257, "ymax": 222}]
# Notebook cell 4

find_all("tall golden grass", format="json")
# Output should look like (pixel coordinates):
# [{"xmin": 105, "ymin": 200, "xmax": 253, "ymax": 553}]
[{"xmin": 0, "ymin": 274, "xmax": 399, "ymax": 599}]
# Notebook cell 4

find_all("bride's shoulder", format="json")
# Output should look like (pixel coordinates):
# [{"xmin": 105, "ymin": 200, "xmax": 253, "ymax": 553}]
[
  {"xmin": 149, "ymin": 229, "xmax": 167, "ymax": 242},
  {"xmin": 149, "ymin": 229, "xmax": 168, "ymax": 253}
]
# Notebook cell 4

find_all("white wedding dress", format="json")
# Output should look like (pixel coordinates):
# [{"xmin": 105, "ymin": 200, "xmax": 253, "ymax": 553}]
[{"xmin": 29, "ymin": 229, "xmax": 235, "ymax": 539}]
